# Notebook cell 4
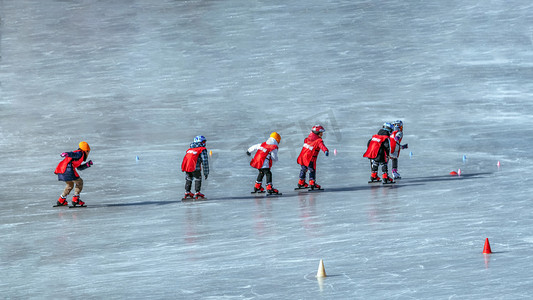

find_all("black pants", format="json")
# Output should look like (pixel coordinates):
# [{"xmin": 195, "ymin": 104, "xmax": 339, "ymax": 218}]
[
  {"xmin": 299, "ymin": 161, "xmax": 316, "ymax": 181},
  {"xmin": 370, "ymin": 159, "xmax": 388, "ymax": 174},
  {"xmin": 185, "ymin": 170, "xmax": 202, "ymax": 192},
  {"xmin": 256, "ymin": 168, "xmax": 272, "ymax": 184}
]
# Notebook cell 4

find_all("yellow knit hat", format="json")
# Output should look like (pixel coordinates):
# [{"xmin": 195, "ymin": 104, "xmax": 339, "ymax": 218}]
[
  {"xmin": 270, "ymin": 132, "xmax": 281, "ymax": 143},
  {"xmin": 79, "ymin": 141, "xmax": 91, "ymax": 152}
]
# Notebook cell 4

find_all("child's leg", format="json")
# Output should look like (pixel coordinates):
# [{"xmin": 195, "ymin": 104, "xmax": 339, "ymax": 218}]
[
  {"xmin": 391, "ymin": 158, "xmax": 398, "ymax": 169},
  {"xmin": 73, "ymin": 178, "xmax": 84, "ymax": 195},
  {"xmin": 185, "ymin": 172, "xmax": 193, "ymax": 192},
  {"xmin": 381, "ymin": 162, "xmax": 389, "ymax": 174},
  {"xmin": 299, "ymin": 165, "xmax": 308, "ymax": 180},
  {"xmin": 370, "ymin": 160, "xmax": 379, "ymax": 172},
  {"xmin": 62, "ymin": 181, "xmax": 75, "ymax": 197},
  {"xmin": 256, "ymin": 169, "xmax": 266, "ymax": 183},
  {"xmin": 262, "ymin": 168, "xmax": 272, "ymax": 184},
  {"xmin": 308, "ymin": 161, "xmax": 317, "ymax": 181},
  {"xmin": 193, "ymin": 170, "xmax": 202, "ymax": 192}
]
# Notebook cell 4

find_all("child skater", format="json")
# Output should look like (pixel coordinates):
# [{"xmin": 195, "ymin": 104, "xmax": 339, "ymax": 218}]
[
  {"xmin": 247, "ymin": 132, "xmax": 281, "ymax": 195},
  {"xmin": 389, "ymin": 120, "xmax": 408, "ymax": 179},
  {"xmin": 363, "ymin": 123, "xmax": 394, "ymax": 184},
  {"xmin": 181, "ymin": 135, "xmax": 209, "ymax": 200},
  {"xmin": 54, "ymin": 141, "xmax": 93, "ymax": 207},
  {"xmin": 296, "ymin": 125, "xmax": 329, "ymax": 190}
]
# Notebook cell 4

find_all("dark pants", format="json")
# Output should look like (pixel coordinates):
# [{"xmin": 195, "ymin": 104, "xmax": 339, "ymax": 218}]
[
  {"xmin": 256, "ymin": 168, "xmax": 272, "ymax": 184},
  {"xmin": 185, "ymin": 170, "xmax": 202, "ymax": 192},
  {"xmin": 299, "ymin": 161, "xmax": 316, "ymax": 181},
  {"xmin": 370, "ymin": 159, "xmax": 388, "ymax": 174}
]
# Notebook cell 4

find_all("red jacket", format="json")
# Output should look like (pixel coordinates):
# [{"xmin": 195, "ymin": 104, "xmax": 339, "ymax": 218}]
[
  {"xmin": 181, "ymin": 147, "xmax": 207, "ymax": 172},
  {"xmin": 363, "ymin": 134, "xmax": 389, "ymax": 159},
  {"xmin": 389, "ymin": 130, "xmax": 403, "ymax": 155},
  {"xmin": 250, "ymin": 142, "xmax": 278, "ymax": 169},
  {"xmin": 297, "ymin": 132, "xmax": 329, "ymax": 166},
  {"xmin": 55, "ymin": 150, "xmax": 86, "ymax": 181}
]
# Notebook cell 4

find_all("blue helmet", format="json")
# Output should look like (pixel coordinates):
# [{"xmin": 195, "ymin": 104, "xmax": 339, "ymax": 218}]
[
  {"xmin": 194, "ymin": 135, "xmax": 206, "ymax": 145},
  {"xmin": 382, "ymin": 122, "xmax": 393, "ymax": 132}
]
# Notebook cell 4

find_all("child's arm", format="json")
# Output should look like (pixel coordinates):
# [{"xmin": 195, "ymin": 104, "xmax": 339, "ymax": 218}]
[
  {"xmin": 270, "ymin": 148, "xmax": 278, "ymax": 162},
  {"xmin": 200, "ymin": 149, "xmax": 209, "ymax": 178},
  {"xmin": 246, "ymin": 144, "xmax": 261, "ymax": 156}
]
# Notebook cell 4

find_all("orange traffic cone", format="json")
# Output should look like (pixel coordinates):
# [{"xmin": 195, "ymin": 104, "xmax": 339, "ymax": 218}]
[{"xmin": 483, "ymin": 238, "xmax": 492, "ymax": 254}]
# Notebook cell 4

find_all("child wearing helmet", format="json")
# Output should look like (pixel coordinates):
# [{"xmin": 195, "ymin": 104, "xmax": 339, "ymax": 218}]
[
  {"xmin": 247, "ymin": 132, "xmax": 281, "ymax": 195},
  {"xmin": 181, "ymin": 135, "xmax": 209, "ymax": 200},
  {"xmin": 363, "ymin": 123, "xmax": 393, "ymax": 183},
  {"xmin": 54, "ymin": 141, "xmax": 93, "ymax": 207},
  {"xmin": 296, "ymin": 125, "xmax": 329, "ymax": 190},
  {"xmin": 389, "ymin": 120, "xmax": 408, "ymax": 179}
]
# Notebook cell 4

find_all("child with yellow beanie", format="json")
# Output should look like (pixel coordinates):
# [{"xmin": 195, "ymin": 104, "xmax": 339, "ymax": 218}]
[{"xmin": 247, "ymin": 132, "xmax": 282, "ymax": 195}]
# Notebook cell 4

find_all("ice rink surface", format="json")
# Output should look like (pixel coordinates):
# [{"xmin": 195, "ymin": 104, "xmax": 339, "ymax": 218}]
[{"xmin": 1, "ymin": 0, "xmax": 533, "ymax": 299}]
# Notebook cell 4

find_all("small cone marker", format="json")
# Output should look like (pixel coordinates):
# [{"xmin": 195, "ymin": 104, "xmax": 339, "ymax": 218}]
[
  {"xmin": 483, "ymin": 238, "xmax": 492, "ymax": 254},
  {"xmin": 316, "ymin": 259, "xmax": 327, "ymax": 278},
  {"xmin": 458, "ymin": 168, "xmax": 462, "ymax": 176},
  {"xmin": 136, "ymin": 156, "xmax": 139, "ymax": 161},
  {"xmin": 497, "ymin": 161, "xmax": 501, "ymax": 168},
  {"xmin": 333, "ymin": 149, "xmax": 337, "ymax": 156},
  {"xmin": 209, "ymin": 150, "xmax": 212, "ymax": 156}
]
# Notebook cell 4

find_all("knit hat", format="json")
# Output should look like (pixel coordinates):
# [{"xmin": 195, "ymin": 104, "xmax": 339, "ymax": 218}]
[{"xmin": 79, "ymin": 141, "xmax": 91, "ymax": 152}]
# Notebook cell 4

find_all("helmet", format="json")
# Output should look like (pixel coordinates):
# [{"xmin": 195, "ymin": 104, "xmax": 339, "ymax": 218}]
[
  {"xmin": 382, "ymin": 122, "xmax": 393, "ymax": 132},
  {"xmin": 312, "ymin": 125, "xmax": 325, "ymax": 134},
  {"xmin": 194, "ymin": 135, "xmax": 206, "ymax": 145},
  {"xmin": 79, "ymin": 141, "xmax": 91, "ymax": 152},
  {"xmin": 270, "ymin": 132, "xmax": 281, "ymax": 143},
  {"xmin": 392, "ymin": 120, "xmax": 403, "ymax": 131}
]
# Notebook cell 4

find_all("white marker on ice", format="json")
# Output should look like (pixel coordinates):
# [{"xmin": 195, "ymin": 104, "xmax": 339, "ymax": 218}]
[
  {"xmin": 458, "ymin": 168, "xmax": 462, "ymax": 176},
  {"xmin": 333, "ymin": 149, "xmax": 337, "ymax": 156}
]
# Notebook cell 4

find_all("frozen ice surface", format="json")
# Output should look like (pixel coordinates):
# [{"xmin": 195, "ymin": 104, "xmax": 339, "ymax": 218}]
[{"xmin": 1, "ymin": 0, "xmax": 533, "ymax": 299}]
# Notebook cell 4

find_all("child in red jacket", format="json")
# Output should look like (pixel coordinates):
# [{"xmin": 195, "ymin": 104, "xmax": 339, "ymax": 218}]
[
  {"xmin": 247, "ymin": 132, "xmax": 281, "ymax": 195},
  {"xmin": 54, "ymin": 141, "xmax": 93, "ymax": 207},
  {"xmin": 296, "ymin": 125, "xmax": 329, "ymax": 190}
]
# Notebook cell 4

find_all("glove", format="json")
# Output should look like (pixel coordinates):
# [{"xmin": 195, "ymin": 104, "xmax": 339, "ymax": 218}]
[
  {"xmin": 204, "ymin": 174, "xmax": 208, "ymax": 180},
  {"xmin": 401, "ymin": 144, "xmax": 408, "ymax": 149},
  {"xmin": 325, "ymin": 151, "xmax": 329, "ymax": 157},
  {"xmin": 246, "ymin": 151, "xmax": 251, "ymax": 156},
  {"xmin": 86, "ymin": 160, "xmax": 93, "ymax": 167},
  {"xmin": 60, "ymin": 152, "xmax": 68, "ymax": 157}
]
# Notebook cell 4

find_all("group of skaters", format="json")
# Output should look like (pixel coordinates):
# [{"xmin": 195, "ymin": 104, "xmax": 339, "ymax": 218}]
[{"xmin": 53, "ymin": 121, "xmax": 407, "ymax": 205}]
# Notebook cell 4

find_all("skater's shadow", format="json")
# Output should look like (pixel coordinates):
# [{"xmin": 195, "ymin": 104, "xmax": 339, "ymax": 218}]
[
  {"xmin": 403, "ymin": 172, "xmax": 493, "ymax": 184},
  {"xmin": 91, "ymin": 200, "xmax": 182, "ymax": 208}
]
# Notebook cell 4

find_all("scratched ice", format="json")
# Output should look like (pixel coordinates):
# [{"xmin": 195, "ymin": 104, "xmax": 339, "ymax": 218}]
[{"xmin": 1, "ymin": 0, "xmax": 533, "ymax": 298}]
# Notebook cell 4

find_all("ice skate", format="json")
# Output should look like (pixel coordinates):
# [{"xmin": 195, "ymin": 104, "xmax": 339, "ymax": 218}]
[
  {"xmin": 182, "ymin": 192, "xmax": 194, "ymax": 200},
  {"xmin": 381, "ymin": 173, "xmax": 394, "ymax": 184},
  {"xmin": 54, "ymin": 196, "xmax": 68, "ymax": 207},
  {"xmin": 194, "ymin": 192, "xmax": 206, "ymax": 199},
  {"xmin": 308, "ymin": 180, "xmax": 323, "ymax": 191},
  {"xmin": 294, "ymin": 179, "xmax": 308, "ymax": 190},
  {"xmin": 252, "ymin": 182, "xmax": 265, "ymax": 193},
  {"xmin": 392, "ymin": 168, "xmax": 401, "ymax": 180},
  {"xmin": 368, "ymin": 172, "xmax": 381, "ymax": 183},
  {"xmin": 266, "ymin": 184, "xmax": 281, "ymax": 195},
  {"xmin": 71, "ymin": 195, "xmax": 86, "ymax": 207}
]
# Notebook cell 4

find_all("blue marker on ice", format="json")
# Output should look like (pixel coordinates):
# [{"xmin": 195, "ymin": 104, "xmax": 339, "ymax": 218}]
[
  {"xmin": 409, "ymin": 151, "xmax": 413, "ymax": 158},
  {"xmin": 463, "ymin": 155, "xmax": 467, "ymax": 162}
]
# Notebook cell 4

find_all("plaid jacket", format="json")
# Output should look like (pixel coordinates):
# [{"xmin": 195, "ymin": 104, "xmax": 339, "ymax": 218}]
[{"xmin": 189, "ymin": 142, "xmax": 209, "ymax": 175}]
